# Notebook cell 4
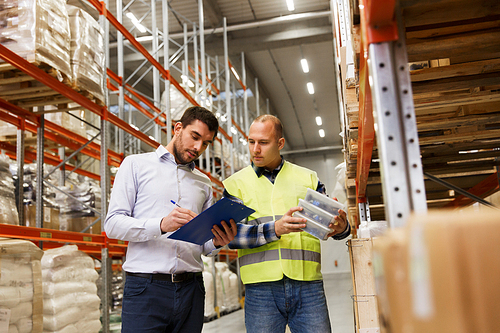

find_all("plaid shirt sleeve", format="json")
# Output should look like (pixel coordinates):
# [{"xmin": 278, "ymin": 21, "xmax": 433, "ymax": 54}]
[
  {"xmin": 228, "ymin": 222, "xmax": 280, "ymax": 249},
  {"xmin": 223, "ymin": 189, "xmax": 280, "ymax": 249}
]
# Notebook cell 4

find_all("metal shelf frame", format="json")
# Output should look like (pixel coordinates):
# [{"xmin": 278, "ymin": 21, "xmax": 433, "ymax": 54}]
[{"xmin": 0, "ymin": 0, "xmax": 259, "ymax": 330}]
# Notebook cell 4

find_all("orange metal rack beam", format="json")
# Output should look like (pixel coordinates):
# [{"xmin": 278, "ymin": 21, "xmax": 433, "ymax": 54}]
[{"xmin": 0, "ymin": 225, "xmax": 127, "ymax": 257}]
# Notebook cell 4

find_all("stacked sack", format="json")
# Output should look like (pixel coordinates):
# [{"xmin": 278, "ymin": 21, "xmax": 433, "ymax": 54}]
[
  {"xmin": 201, "ymin": 256, "xmax": 216, "ymax": 319},
  {"xmin": 0, "ymin": 238, "xmax": 43, "ymax": 333},
  {"xmin": 0, "ymin": 153, "xmax": 19, "ymax": 225},
  {"xmin": 0, "ymin": 0, "xmax": 72, "ymax": 80},
  {"xmin": 42, "ymin": 245, "xmax": 101, "ymax": 333},
  {"xmin": 214, "ymin": 262, "xmax": 240, "ymax": 313}
]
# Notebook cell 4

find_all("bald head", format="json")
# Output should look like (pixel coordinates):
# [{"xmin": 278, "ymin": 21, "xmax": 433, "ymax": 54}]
[{"xmin": 252, "ymin": 115, "xmax": 283, "ymax": 141}]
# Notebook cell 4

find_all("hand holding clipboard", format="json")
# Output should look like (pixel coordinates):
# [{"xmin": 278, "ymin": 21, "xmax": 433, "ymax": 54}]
[{"xmin": 168, "ymin": 197, "xmax": 255, "ymax": 245}]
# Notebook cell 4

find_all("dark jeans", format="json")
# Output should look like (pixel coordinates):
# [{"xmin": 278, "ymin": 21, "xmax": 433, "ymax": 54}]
[{"xmin": 121, "ymin": 274, "xmax": 205, "ymax": 333}]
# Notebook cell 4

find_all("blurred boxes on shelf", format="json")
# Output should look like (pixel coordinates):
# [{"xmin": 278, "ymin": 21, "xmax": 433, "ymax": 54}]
[
  {"xmin": 67, "ymin": 5, "xmax": 105, "ymax": 104},
  {"xmin": 0, "ymin": 237, "xmax": 44, "ymax": 332},
  {"xmin": 24, "ymin": 204, "xmax": 60, "ymax": 230},
  {"xmin": 60, "ymin": 214, "xmax": 101, "ymax": 235},
  {"xmin": 372, "ymin": 209, "xmax": 500, "ymax": 333}
]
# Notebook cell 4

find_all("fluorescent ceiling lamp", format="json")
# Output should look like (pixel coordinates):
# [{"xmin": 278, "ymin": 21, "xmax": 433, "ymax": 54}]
[
  {"xmin": 187, "ymin": 80, "xmax": 194, "ymax": 88},
  {"xmin": 307, "ymin": 82, "xmax": 314, "ymax": 94},
  {"xmin": 319, "ymin": 129, "xmax": 325, "ymax": 138},
  {"xmin": 231, "ymin": 127, "xmax": 237, "ymax": 134},
  {"xmin": 300, "ymin": 59, "xmax": 309, "ymax": 73},
  {"xmin": 315, "ymin": 116, "xmax": 322, "ymax": 126},
  {"xmin": 286, "ymin": 0, "xmax": 295, "ymax": 11},
  {"xmin": 231, "ymin": 67, "xmax": 240, "ymax": 80},
  {"xmin": 126, "ymin": 12, "xmax": 147, "ymax": 33}
]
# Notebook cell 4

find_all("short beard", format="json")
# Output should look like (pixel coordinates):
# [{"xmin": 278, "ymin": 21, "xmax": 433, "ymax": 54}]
[{"xmin": 173, "ymin": 140, "xmax": 197, "ymax": 165}]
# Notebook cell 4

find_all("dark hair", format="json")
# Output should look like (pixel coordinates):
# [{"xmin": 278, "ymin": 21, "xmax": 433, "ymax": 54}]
[
  {"xmin": 180, "ymin": 106, "xmax": 219, "ymax": 139},
  {"xmin": 253, "ymin": 114, "xmax": 283, "ymax": 140}
]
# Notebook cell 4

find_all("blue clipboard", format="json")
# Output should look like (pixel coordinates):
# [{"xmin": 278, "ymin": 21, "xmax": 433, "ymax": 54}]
[{"xmin": 168, "ymin": 197, "xmax": 255, "ymax": 245}]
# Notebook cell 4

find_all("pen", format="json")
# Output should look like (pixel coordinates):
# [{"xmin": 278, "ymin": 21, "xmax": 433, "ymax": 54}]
[{"xmin": 170, "ymin": 200, "xmax": 181, "ymax": 208}]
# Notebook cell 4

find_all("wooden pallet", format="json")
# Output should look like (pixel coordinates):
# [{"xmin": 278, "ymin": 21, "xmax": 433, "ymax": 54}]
[{"xmin": 0, "ymin": 61, "xmax": 104, "ymax": 109}]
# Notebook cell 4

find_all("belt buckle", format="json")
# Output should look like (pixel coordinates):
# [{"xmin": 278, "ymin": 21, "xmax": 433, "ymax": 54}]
[{"xmin": 171, "ymin": 273, "xmax": 183, "ymax": 283}]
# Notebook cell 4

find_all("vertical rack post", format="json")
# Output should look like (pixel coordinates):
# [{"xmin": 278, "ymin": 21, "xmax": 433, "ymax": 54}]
[
  {"xmin": 116, "ymin": 0, "xmax": 125, "ymax": 154},
  {"xmin": 162, "ymin": 0, "xmax": 171, "ymax": 142},
  {"xmin": 152, "ymin": 0, "xmax": 161, "ymax": 143},
  {"xmin": 223, "ymin": 18, "xmax": 234, "ymax": 176},
  {"xmin": 16, "ymin": 122, "xmax": 25, "ymax": 225},
  {"xmin": 36, "ymin": 111, "xmax": 44, "ymax": 231},
  {"xmin": 360, "ymin": 0, "xmax": 427, "ymax": 227}
]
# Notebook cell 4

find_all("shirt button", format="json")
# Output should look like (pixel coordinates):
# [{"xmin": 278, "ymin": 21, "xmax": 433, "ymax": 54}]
[
  {"xmin": 177, "ymin": 254, "xmax": 181, "ymax": 258},
  {"xmin": 154, "ymin": 235, "xmax": 157, "ymax": 239}
]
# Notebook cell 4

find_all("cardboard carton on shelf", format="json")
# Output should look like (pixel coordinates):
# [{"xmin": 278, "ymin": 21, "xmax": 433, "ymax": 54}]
[
  {"xmin": 60, "ymin": 213, "xmax": 101, "ymax": 235},
  {"xmin": 24, "ymin": 204, "xmax": 60, "ymax": 230}
]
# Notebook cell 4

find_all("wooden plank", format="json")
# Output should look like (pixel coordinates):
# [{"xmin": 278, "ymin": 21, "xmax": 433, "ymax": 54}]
[
  {"xmin": 410, "ymin": 59, "xmax": 500, "ymax": 82},
  {"xmin": 406, "ymin": 28, "xmax": 500, "ymax": 63},
  {"xmin": 401, "ymin": 0, "xmax": 500, "ymax": 28},
  {"xmin": 418, "ymin": 128, "xmax": 500, "ymax": 144},
  {"xmin": 412, "ymin": 72, "xmax": 500, "ymax": 95},
  {"xmin": 348, "ymin": 239, "xmax": 380, "ymax": 331},
  {"xmin": 406, "ymin": 17, "xmax": 500, "ymax": 40}
]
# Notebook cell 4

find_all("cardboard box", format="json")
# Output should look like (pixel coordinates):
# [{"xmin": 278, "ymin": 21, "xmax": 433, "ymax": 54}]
[
  {"xmin": 64, "ymin": 215, "xmax": 101, "ymax": 234},
  {"xmin": 24, "ymin": 205, "xmax": 60, "ymax": 230},
  {"xmin": 372, "ymin": 229, "xmax": 412, "ymax": 333},
  {"xmin": 375, "ymin": 210, "xmax": 500, "ymax": 333}
]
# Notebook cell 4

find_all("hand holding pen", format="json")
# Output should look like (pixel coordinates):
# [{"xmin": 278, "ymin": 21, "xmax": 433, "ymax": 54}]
[{"xmin": 160, "ymin": 200, "xmax": 198, "ymax": 233}]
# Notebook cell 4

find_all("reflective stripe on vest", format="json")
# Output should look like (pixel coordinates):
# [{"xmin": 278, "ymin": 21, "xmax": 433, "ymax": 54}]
[
  {"xmin": 239, "ymin": 249, "xmax": 279, "ymax": 267},
  {"xmin": 239, "ymin": 248, "xmax": 321, "ymax": 267}
]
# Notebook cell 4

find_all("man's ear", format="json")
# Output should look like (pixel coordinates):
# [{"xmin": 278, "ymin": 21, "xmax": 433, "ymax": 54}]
[
  {"xmin": 278, "ymin": 137, "xmax": 285, "ymax": 150},
  {"xmin": 173, "ymin": 122, "xmax": 182, "ymax": 136}
]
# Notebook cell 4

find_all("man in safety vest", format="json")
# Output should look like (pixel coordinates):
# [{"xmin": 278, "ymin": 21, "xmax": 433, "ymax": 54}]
[{"xmin": 220, "ymin": 115, "xmax": 350, "ymax": 333}]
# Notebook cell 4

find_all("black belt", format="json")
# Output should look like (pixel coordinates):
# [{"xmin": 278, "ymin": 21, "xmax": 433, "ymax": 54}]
[{"xmin": 126, "ymin": 271, "xmax": 202, "ymax": 283}]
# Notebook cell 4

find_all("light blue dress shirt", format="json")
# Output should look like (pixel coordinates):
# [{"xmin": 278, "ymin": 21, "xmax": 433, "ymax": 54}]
[{"xmin": 105, "ymin": 145, "xmax": 219, "ymax": 274}]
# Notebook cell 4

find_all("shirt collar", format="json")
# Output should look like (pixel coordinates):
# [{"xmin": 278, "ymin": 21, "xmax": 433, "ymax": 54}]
[
  {"xmin": 252, "ymin": 157, "xmax": 285, "ymax": 177},
  {"xmin": 156, "ymin": 145, "xmax": 195, "ymax": 170}
]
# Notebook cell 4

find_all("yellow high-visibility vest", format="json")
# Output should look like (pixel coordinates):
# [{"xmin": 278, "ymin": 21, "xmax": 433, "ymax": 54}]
[{"xmin": 223, "ymin": 161, "xmax": 322, "ymax": 284}]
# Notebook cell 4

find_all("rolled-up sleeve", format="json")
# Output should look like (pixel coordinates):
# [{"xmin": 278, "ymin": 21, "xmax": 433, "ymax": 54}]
[{"xmin": 104, "ymin": 157, "xmax": 162, "ymax": 242}]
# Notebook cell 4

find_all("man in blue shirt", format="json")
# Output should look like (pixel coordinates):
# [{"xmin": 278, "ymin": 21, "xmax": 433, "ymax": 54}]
[{"xmin": 105, "ymin": 106, "xmax": 237, "ymax": 333}]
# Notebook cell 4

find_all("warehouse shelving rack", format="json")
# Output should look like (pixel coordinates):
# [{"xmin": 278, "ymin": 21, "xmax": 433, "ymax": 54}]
[
  {"xmin": 0, "ymin": 0, "xmax": 260, "ymax": 331},
  {"xmin": 334, "ymin": 0, "xmax": 500, "ymax": 331},
  {"xmin": 335, "ymin": 0, "xmax": 500, "ymax": 227}
]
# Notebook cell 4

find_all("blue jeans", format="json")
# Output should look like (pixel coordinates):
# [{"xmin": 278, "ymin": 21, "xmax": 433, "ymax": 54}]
[
  {"xmin": 121, "ymin": 274, "xmax": 205, "ymax": 333},
  {"xmin": 244, "ymin": 276, "xmax": 331, "ymax": 333}
]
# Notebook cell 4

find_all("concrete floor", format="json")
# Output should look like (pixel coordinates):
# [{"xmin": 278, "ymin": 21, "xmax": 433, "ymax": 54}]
[{"xmin": 202, "ymin": 272, "xmax": 355, "ymax": 333}]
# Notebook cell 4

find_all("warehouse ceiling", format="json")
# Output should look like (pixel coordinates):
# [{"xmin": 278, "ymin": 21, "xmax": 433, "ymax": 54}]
[{"xmin": 73, "ymin": 0, "xmax": 343, "ymax": 152}]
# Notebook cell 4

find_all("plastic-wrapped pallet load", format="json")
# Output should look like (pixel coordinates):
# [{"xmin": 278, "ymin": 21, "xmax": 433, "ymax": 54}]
[
  {"xmin": 41, "ymin": 245, "xmax": 101, "ymax": 333},
  {"xmin": 0, "ymin": 237, "xmax": 43, "ymax": 332},
  {"xmin": 0, "ymin": 0, "xmax": 72, "ymax": 81},
  {"xmin": 66, "ymin": 6, "xmax": 105, "ymax": 104},
  {"xmin": 201, "ymin": 256, "xmax": 216, "ymax": 319},
  {"xmin": 0, "ymin": 153, "xmax": 19, "ymax": 225},
  {"xmin": 214, "ymin": 262, "xmax": 240, "ymax": 313}
]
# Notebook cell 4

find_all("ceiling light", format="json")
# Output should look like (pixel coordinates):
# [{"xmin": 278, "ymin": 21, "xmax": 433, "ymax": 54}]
[
  {"xmin": 286, "ymin": 0, "xmax": 295, "ymax": 11},
  {"xmin": 319, "ymin": 129, "xmax": 325, "ymax": 138},
  {"xmin": 231, "ymin": 67, "xmax": 240, "ymax": 80},
  {"xmin": 231, "ymin": 127, "xmax": 237, "ymax": 134},
  {"xmin": 315, "ymin": 116, "xmax": 322, "ymax": 126},
  {"xmin": 300, "ymin": 59, "xmax": 309, "ymax": 73},
  {"xmin": 187, "ymin": 80, "xmax": 194, "ymax": 88},
  {"xmin": 307, "ymin": 82, "xmax": 314, "ymax": 94},
  {"xmin": 126, "ymin": 12, "xmax": 147, "ymax": 33}
]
